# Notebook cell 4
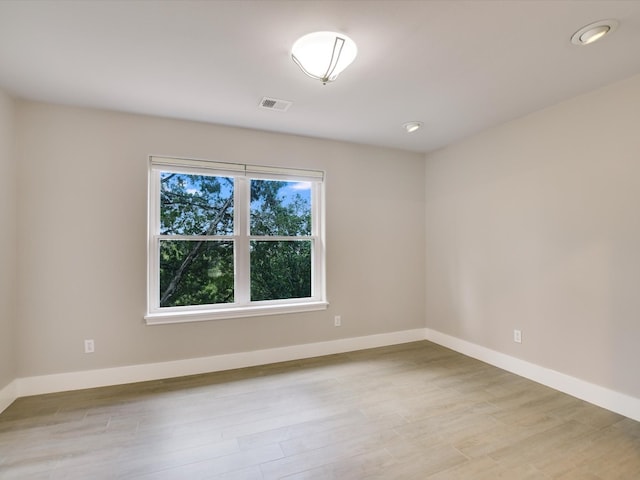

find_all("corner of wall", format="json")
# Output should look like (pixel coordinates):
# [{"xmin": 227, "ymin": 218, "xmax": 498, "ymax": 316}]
[
  {"xmin": 0, "ymin": 88, "xmax": 18, "ymax": 407},
  {"xmin": 0, "ymin": 380, "xmax": 17, "ymax": 414}
]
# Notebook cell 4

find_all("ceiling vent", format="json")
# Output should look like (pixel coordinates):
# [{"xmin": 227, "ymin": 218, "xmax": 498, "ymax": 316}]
[{"xmin": 259, "ymin": 97, "xmax": 292, "ymax": 112}]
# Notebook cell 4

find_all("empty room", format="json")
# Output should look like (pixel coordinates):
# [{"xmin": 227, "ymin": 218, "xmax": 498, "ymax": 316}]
[{"xmin": 1, "ymin": 1, "xmax": 639, "ymax": 478}]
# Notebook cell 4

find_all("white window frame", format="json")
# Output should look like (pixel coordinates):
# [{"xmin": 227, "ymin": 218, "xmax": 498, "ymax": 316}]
[{"xmin": 145, "ymin": 156, "xmax": 327, "ymax": 325}]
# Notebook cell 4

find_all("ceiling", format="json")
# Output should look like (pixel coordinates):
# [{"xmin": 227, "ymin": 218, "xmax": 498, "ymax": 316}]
[{"xmin": 1, "ymin": 1, "xmax": 639, "ymax": 154}]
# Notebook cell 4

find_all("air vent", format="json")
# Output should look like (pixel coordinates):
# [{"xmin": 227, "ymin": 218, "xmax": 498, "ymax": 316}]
[{"xmin": 259, "ymin": 97, "xmax": 292, "ymax": 112}]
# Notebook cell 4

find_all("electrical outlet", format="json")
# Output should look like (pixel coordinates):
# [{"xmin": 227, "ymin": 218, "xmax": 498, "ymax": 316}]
[
  {"xmin": 513, "ymin": 329, "xmax": 522, "ymax": 344},
  {"xmin": 334, "ymin": 315, "xmax": 341, "ymax": 327},
  {"xmin": 84, "ymin": 339, "xmax": 95, "ymax": 353}
]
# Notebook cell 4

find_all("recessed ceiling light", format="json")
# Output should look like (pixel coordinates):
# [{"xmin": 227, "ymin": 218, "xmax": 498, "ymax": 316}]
[
  {"xmin": 403, "ymin": 121, "xmax": 423, "ymax": 133},
  {"xmin": 571, "ymin": 19, "xmax": 618, "ymax": 46}
]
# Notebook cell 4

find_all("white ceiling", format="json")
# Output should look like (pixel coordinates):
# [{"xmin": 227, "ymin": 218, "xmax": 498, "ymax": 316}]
[{"xmin": 1, "ymin": 0, "xmax": 639, "ymax": 153}]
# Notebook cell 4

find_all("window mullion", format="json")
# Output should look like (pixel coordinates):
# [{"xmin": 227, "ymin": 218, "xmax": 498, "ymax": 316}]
[{"xmin": 235, "ymin": 176, "xmax": 250, "ymax": 304}]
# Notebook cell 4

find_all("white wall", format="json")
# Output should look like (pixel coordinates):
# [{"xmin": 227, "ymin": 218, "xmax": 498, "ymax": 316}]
[
  {"xmin": 0, "ymin": 89, "xmax": 16, "ymax": 391},
  {"xmin": 424, "ymin": 73, "xmax": 640, "ymax": 399},
  {"xmin": 14, "ymin": 101, "xmax": 426, "ymax": 377}
]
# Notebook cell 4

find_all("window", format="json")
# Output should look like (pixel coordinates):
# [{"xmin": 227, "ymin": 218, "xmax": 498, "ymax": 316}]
[{"xmin": 146, "ymin": 156, "xmax": 327, "ymax": 324}]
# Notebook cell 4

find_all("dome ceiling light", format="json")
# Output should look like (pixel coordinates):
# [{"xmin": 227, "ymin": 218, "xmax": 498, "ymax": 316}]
[
  {"xmin": 571, "ymin": 19, "xmax": 619, "ymax": 46},
  {"xmin": 291, "ymin": 31, "xmax": 357, "ymax": 85}
]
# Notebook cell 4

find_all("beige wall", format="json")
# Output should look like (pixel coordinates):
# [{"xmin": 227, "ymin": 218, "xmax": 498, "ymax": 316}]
[
  {"xmin": 14, "ymin": 101, "xmax": 426, "ymax": 377},
  {"xmin": 424, "ymin": 74, "xmax": 640, "ymax": 398},
  {"xmin": 0, "ymin": 89, "xmax": 16, "ymax": 389},
  {"xmin": 9, "ymin": 72, "xmax": 640, "ymax": 403}
]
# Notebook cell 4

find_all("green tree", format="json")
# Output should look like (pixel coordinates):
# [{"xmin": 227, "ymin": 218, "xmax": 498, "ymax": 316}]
[
  {"xmin": 159, "ymin": 173, "xmax": 234, "ymax": 307},
  {"xmin": 159, "ymin": 175, "xmax": 312, "ymax": 307},
  {"xmin": 250, "ymin": 180, "xmax": 311, "ymax": 301}
]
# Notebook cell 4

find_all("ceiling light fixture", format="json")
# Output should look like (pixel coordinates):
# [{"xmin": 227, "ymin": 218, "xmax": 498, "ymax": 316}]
[
  {"xmin": 571, "ymin": 19, "xmax": 618, "ymax": 46},
  {"xmin": 403, "ymin": 121, "xmax": 423, "ymax": 133},
  {"xmin": 291, "ymin": 31, "xmax": 357, "ymax": 85}
]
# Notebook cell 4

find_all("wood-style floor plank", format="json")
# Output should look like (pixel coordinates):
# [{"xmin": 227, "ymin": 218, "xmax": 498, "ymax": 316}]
[{"xmin": 1, "ymin": 341, "xmax": 639, "ymax": 479}]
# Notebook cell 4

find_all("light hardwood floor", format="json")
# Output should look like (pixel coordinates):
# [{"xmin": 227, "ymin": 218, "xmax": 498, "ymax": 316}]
[{"xmin": 1, "ymin": 341, "xmax": 639, "ymax": 479}]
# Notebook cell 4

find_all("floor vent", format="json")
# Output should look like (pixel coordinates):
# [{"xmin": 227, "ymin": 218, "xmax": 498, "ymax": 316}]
[{"xmin": 259, "ymin": 97, "xmax": 292, "ymax": 112}]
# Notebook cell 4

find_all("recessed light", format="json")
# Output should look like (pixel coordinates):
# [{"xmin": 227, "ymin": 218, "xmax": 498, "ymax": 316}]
[
  {"xmin": 403, "ymin": 121, "xmax": 423, "ymax": 133},
  {"xmin": 571, "ymin": 19, "xmax": 618, "ymax": 46}
]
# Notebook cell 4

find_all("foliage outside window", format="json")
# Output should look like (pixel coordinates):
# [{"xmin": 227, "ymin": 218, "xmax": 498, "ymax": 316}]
[{"xmin": 146, "ymin": 157, "xmax": 326, "ymax": 324}]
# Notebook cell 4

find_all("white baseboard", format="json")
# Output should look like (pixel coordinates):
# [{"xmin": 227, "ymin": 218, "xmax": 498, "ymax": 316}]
[
  {"xmin": 0, "ymin": 379, "xmax": 17, "ymax": 414},
  {"xmin": 424, "ymin": 328, "xmax": 640, "ymax": 423},
  {"xmin": 11, "ymin": 329, "xmax": 427, "ymax": 402},
  {"xmin": 4, "ymin": 327, "xmax": 639, "ymax": 423}
]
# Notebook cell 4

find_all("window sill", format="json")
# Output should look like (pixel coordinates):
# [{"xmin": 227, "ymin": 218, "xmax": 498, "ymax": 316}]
[{"xmin": 145, "ymin": 301, "xmax": 329, "ymax": 325}]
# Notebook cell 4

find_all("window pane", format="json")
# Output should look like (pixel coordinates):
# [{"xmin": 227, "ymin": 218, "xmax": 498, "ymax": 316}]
[
  {"xmin": 160, "ymin": 240, "xmax": 234, "ymax": 307},
  {"xmin": 160, "ymin": 172, "xmax": 234, "ymax": 236},
  {"xmin": 250, "ymin": 241, "xmax": 311, "ymax": 301},
  {"xmin": 250, "ymin": 180, "xmax": 311, "ymax": 236}
]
